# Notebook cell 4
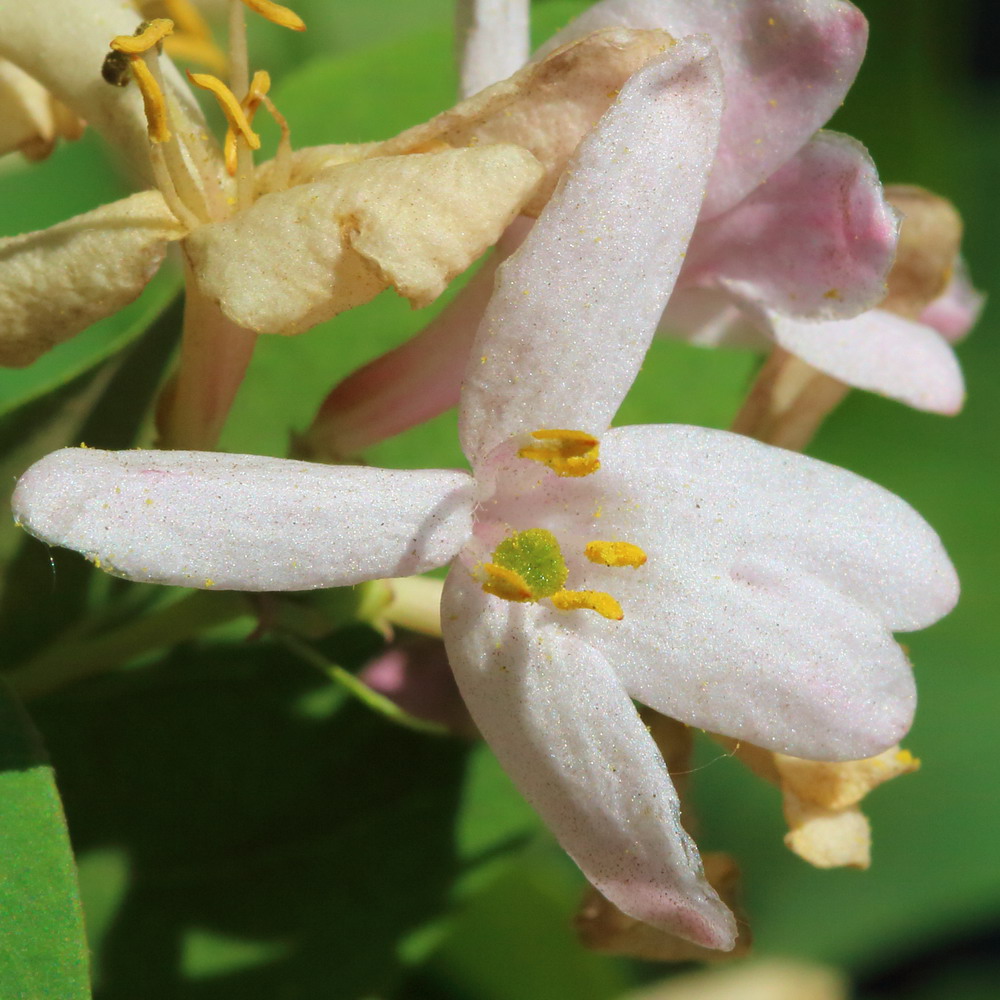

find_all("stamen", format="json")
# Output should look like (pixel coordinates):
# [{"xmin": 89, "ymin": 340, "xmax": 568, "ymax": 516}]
[
  {"xmin": 240, "ymin": 0, "xmax": 306, "ymax": 31},
  {"xmin": 111, "ymin": 18, "xmax": 174, "ymax": 55},
  {"xmin": 130, "ymin": 57, "xmax": 172, "ymax": 143},
  {"xmin": 164, "ymin": 0, "xmax": 213, "ymax": 40},
  {"xmin": 551, "ymin": 590, "xmax": 624, "ymax": 621},
  {"xmin": 187, "ymin": 72, "xmax": 261, "ymax": 163},
  {"xmin": 518, "ymin": 429, "xmax": 600, "ymax": 478},
  {"xmin": 223, "ymin": 70, "xmax": 270, "ymax": 175},
  {"xmin": 478, "ymin": 563, "xmax": 534, "ymax": 603},
  {"xmin": 258, "ymin": 91, "xmax": 293, "ymax": 192},
  {"xmin": 490, "ymin": 528, "xmax": 568, "ymax": 599},
  {"xmin": 585, "ymin": 541, "xmax": 648, "ymax": 568}
]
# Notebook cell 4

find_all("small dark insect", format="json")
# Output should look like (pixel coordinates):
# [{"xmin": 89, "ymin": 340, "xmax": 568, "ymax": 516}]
[{"xmin": 101, "ymin": 50, "xmax": 132, "ymax": 87}]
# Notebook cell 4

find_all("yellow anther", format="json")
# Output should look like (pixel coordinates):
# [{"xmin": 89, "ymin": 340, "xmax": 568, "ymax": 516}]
[
  {"xmin": 188, "ymin": 72, "xmax": 261, "ymax": 166},
  {"xmin": 222, "ymin": 70, "xmax": 271, "ymax": 174},
  {"xmin": 130, "ymin": 57, "xmax": 171, "ymax": 142},
  {"xmin": 164, "ymin": 0, "xmax": 212, "ymax": 40},
  {"xmin": 111, "ymin": 19, "xmax": 175, "ymax": 54},
  {"xmin": 585, "ymin": 540, "xmax": 648, "ymax": 568},
  {"xmin": 478, "ymin": 563, "xmax": 534, "ymax": 603},
  {"xmin": 551, "ymin": 589, "xmax": 624, "ymax": 621},
  {"xmin": 518, "ymin": 428, "xmax": 601, "ymax": 478},
  {"xmin": 240, "ymin": 0, "xmax": 306, "ymax": 31}
]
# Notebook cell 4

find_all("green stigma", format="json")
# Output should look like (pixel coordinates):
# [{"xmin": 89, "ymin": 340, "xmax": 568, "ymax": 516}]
[{"xmin": 491, "ymin": 529, "xmax": 568, "ymax": 600}]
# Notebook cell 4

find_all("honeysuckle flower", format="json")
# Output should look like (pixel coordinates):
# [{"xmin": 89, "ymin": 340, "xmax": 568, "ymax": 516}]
[
  {"xmin": 12, "ymin": 49, "xmax": 958, "ymax": 949},
  {"xmin": 302, "ymin": 0, "xmax": 903, "ymax": 460}
]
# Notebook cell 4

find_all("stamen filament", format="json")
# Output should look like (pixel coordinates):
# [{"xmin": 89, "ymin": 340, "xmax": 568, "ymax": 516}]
[
  {"xmin": 259, "ymin": 93, "xmax": 293, "ymax": 192},
  {"xmin": 241, "ymin": 0, "xmax": 306, "ymax": 31},
  {"xmin": 187, "ymin": 72, "xmax": 261, "ymax": 152},
  {"xmin": 585, "ymin": 541, "xmax": 648, "ymax": 568},
  {"xmin": 551, "ymin": 589, "xmax": 624, "ymax": 621}
]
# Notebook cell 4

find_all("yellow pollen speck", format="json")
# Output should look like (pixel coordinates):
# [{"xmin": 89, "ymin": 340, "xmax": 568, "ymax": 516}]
[
  {"xmin": 768, "ymin": 16, "xmax": 776, "ymax": 25},
  {"xmin": 585, "ymin": 540, "xmax": 648, "ymax": 568},
  {"xmin": 241, "ymin": 0, "xmax": 306, "ymax": 31},
  {"xmin": 551, "ymin": 589, "xmax": 623, "ymax": 620},
  {"xmin": 478, "ymin": 562, "xmax": 534, "ymax": 602},
  {"xmin": 768, "ymin": 98, "xmax": 778, "ymax": 107},
  {"xmin": 144, "ymin": 498, "xmax": 154, "ymax": 506},
  {"xmin": 593, "ymin": 505, "xmax": 603, "ymax": 519},
  {"xmin": 895, "ymin": 749, "xmax": 920, "ymax": 769},
  {"xmin": 824, "ymin": 288, "xmax": 841, "ymax": 299},
  {"xmin": 480, "ymin": 355, "xmax": 488, "ymax": 364},
  {"xmin": 111, "ymin": 19, "xmax": 174, "ymax": 54},
  {"xmin": 93, "ymin": 558, "xmax": 102, "ymax": 569},
  {"xmin": 518, "ymin": 428, "xmax": 600, "ymax": 478},
  {"xmin": 204, "ymin": 578, "xmax": 215, "ymax": 588}
]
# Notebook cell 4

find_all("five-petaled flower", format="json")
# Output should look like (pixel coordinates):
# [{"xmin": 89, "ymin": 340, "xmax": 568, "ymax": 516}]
[{"xmin": 12, "ymin": 50, "xmax": 958, "ymax": 950}]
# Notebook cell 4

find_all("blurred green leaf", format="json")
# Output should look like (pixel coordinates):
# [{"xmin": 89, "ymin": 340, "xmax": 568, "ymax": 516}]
[{"xmin": 0, "ymin": 681, "xmax": 91, "ymax": 999}]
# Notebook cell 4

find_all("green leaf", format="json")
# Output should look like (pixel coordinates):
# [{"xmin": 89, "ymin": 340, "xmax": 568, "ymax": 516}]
[{"xmin": 0, "ymin": 681, "xmax": 91, "ymax": 999}]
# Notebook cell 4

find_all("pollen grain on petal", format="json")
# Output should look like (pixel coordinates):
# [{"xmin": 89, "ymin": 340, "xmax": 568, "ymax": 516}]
[
  {"xmin": 585, "ymin": 540, "xmax": 648, "ymax": 568},
  {"xmin": 551, "ymin": 589, "xmax": 623, "ymax": 621},
  {"xmin": 111, "ymin": 19, "xmax": 175, "ymax": 54},
  {"xmin": 240, "ymin": 0, "xmax": 306, "ymax": 31},
  {"xmin": 518, "ymin": 428, "xmax": 600, "ymax": 477}
]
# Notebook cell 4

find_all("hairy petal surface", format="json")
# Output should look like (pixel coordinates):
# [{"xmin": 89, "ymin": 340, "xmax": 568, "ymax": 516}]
[
  {"xmin": 381, "ymin": 28, "xmax": 676, "ymax": 216},
  {"xmin": 13, "ymin": 449, "xmax": 473, "ymax": 590},
  {"xmin": 542, "ymin": 0, "xmax": 868, "ymax": 218},
  {"xmin": 460, "ymin": 41, "xmax": 723, "ymax": 465},
  {"xmin": 441, "ymin": 566, "xmax": 738, "ymax": 949},
  {"xmin": 0, "ymin": 191, "xmax": 184, "ymax": 367},
  {"xmin": 680, "ymin": 132, "xmax": 898, "ymax": 321},
  {"xmin": 768, "ymin": 309, "xmax": 966, "ymax": 414},
  {"xmin": 546, "ymin": 425, "xmax": 957, "ymax": 759},
  {"xmin": 456, "ymin": 0, "xmax": 530, "ymax": 97},
  {"xmin": 186, "ymin": 146, "xmax": 542, "ymax": 335}
]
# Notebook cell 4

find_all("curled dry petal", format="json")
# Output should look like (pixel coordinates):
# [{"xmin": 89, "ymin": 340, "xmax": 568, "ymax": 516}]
[
  {"xmin": 460, "ymin": 40, "xmax": 724, "ymax": 464},
  {"xmin": 882, "ymin": 185, "xmax": 964, "ymax": 318},
  {"xmin": 681, "ymin": 132, "xmax": 899, "ymax": 322},
  {"xmin": 456, "ymin": 0, "xmax": 530, "ymax": 98},
  {"xmin": 441, "ymin": 566, "xmax": 739, "ymax": 949},
  {"xmin": 0, "ymin": 59, "xmax": 83, "ymax": 159},
  {"xmin": 542, "ymin": 0, "xmax": 869, "ymax": 219},
  {"xmin": 379, "ymin": 28, "xmax": 677, "ymax": 216},
  {"xmin": 12, "ymin": 449, "xmax": 474, "ymax": 590},
  {"xmin": 185, "ymin": 145, "xmax": 544, "ymax": 334},
  {"xmin": 0, "ymin": 191, "xmax": 184, "ymax": 367}
]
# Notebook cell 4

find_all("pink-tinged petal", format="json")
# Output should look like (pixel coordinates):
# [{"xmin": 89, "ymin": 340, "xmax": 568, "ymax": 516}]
[
  {"xmin": 456, "ymin": 0, "xmax": 531, "ymax": 97},
  {"xmin": 304, "ymin": 219, "xmax": 532, "ymax": 459},
  {"xmin": 460, "ymin": 40, "xmax": 723, "ymax": 466},
  {"xmin": 521, "ymin": 425, "xmax": 955, "ymax": 759},
  {"xmin": 769, "ymin": 309, "xmax": 966, "ymax": 415},
  {"xmin": 657, "ymin": 286, "xmax": 768, "ymax": 348},
  {"xmin": 541, "ymin": 0, "xmax": 868, "ymax": 218},
  {"xmin": 441, "ymin": 566, "xmax": 738, "ymax": 949},
  {"xmin": 679, "ymin": 132, "xmax": 898, "ymax": 321},
  {"xmin": 13, "ymin": 449, "xmax": 473, "ymax": 591},
  {"xmin": 919, "ymin": 260, "xmax": 985, "ymax": 344}
]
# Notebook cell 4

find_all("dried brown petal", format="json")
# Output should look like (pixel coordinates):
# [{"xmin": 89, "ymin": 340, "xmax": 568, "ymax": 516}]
[
  {"xmin": 0, "ymin": 191, "xmax": 184, "ymax": 367},
  {"xmin": 883, "ymin": 185, "xmax": 963, "ymax": 318},
  {"xmin": 187, "ymin": 144, "xmax": 543, "ymax": 335},
  {"xmin": 378, "ymin": 28, "xmax": 675, "ymax": 215}
]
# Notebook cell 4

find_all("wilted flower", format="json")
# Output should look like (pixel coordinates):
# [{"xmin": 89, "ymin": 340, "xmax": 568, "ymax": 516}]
[{"xmin": 13, "ymin": 51, "xmax": 958, "ymax": 949}]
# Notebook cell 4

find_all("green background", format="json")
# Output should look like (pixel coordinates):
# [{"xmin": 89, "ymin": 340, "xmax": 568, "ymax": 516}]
[{"xmin": 0, "ymin": 1, "xmax": 996, "ymax": 997}]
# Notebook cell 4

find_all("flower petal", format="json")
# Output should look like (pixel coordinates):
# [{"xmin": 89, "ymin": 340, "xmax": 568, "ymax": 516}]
[
  {"xmin": 0, "ymin": 191, "xmax": 184, "ymax": 367},
  {"xmin": 459, "ymin": 40, "xmax": 723, "ymax": 466},
  {"xmin": 13, "ymin": 449, "xmax": 473, "ymax": 590},
  {"xmin": 0, "ymin": 59, "xmax": 58, "ymax": 158},
  {"xmin": 918, "ymin": 260, "xmax": 985, "ymax": 344},
  {"xmin": 380, "ymin": 27, "xmax": 676, "ymax": 216},
  {"xmin": 456, "ymin": 0, "xmax": 530, "ymax": 98},
  {"xmin": 768, "ymin": 308, "xmax": 966, "ymax": 414},
  {"xmin": 679, "ymin": 132, "xmax": 898, "ymax": 321},
  {"xmin": 441, "ymin": 565, "xmax": 738, "ymax": 949},
  {"xmin": 547, "ymin": 425, "xmax": 957, "ymax": 759},
  {"xmin": 186, "ymin": 145, "xmax": 543, "ymax": 335},
  {"xmin": 541, "ymin": 0, "xmax": 869, "ymax": 218}
]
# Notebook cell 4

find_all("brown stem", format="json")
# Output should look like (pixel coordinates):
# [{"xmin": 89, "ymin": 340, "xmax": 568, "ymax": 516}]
[
  {"xmin": 730, "ymin": 347, "xmax": 850, "ymax": 451},
  {"xmin": 156, "ymin": 258, "xmax": 257, "ymax": 449}
]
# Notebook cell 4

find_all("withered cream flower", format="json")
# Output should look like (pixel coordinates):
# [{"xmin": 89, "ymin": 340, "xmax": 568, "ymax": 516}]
[{"xmin": 13, "ymin": 51, "xmax": 958, "ymax": 948}]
